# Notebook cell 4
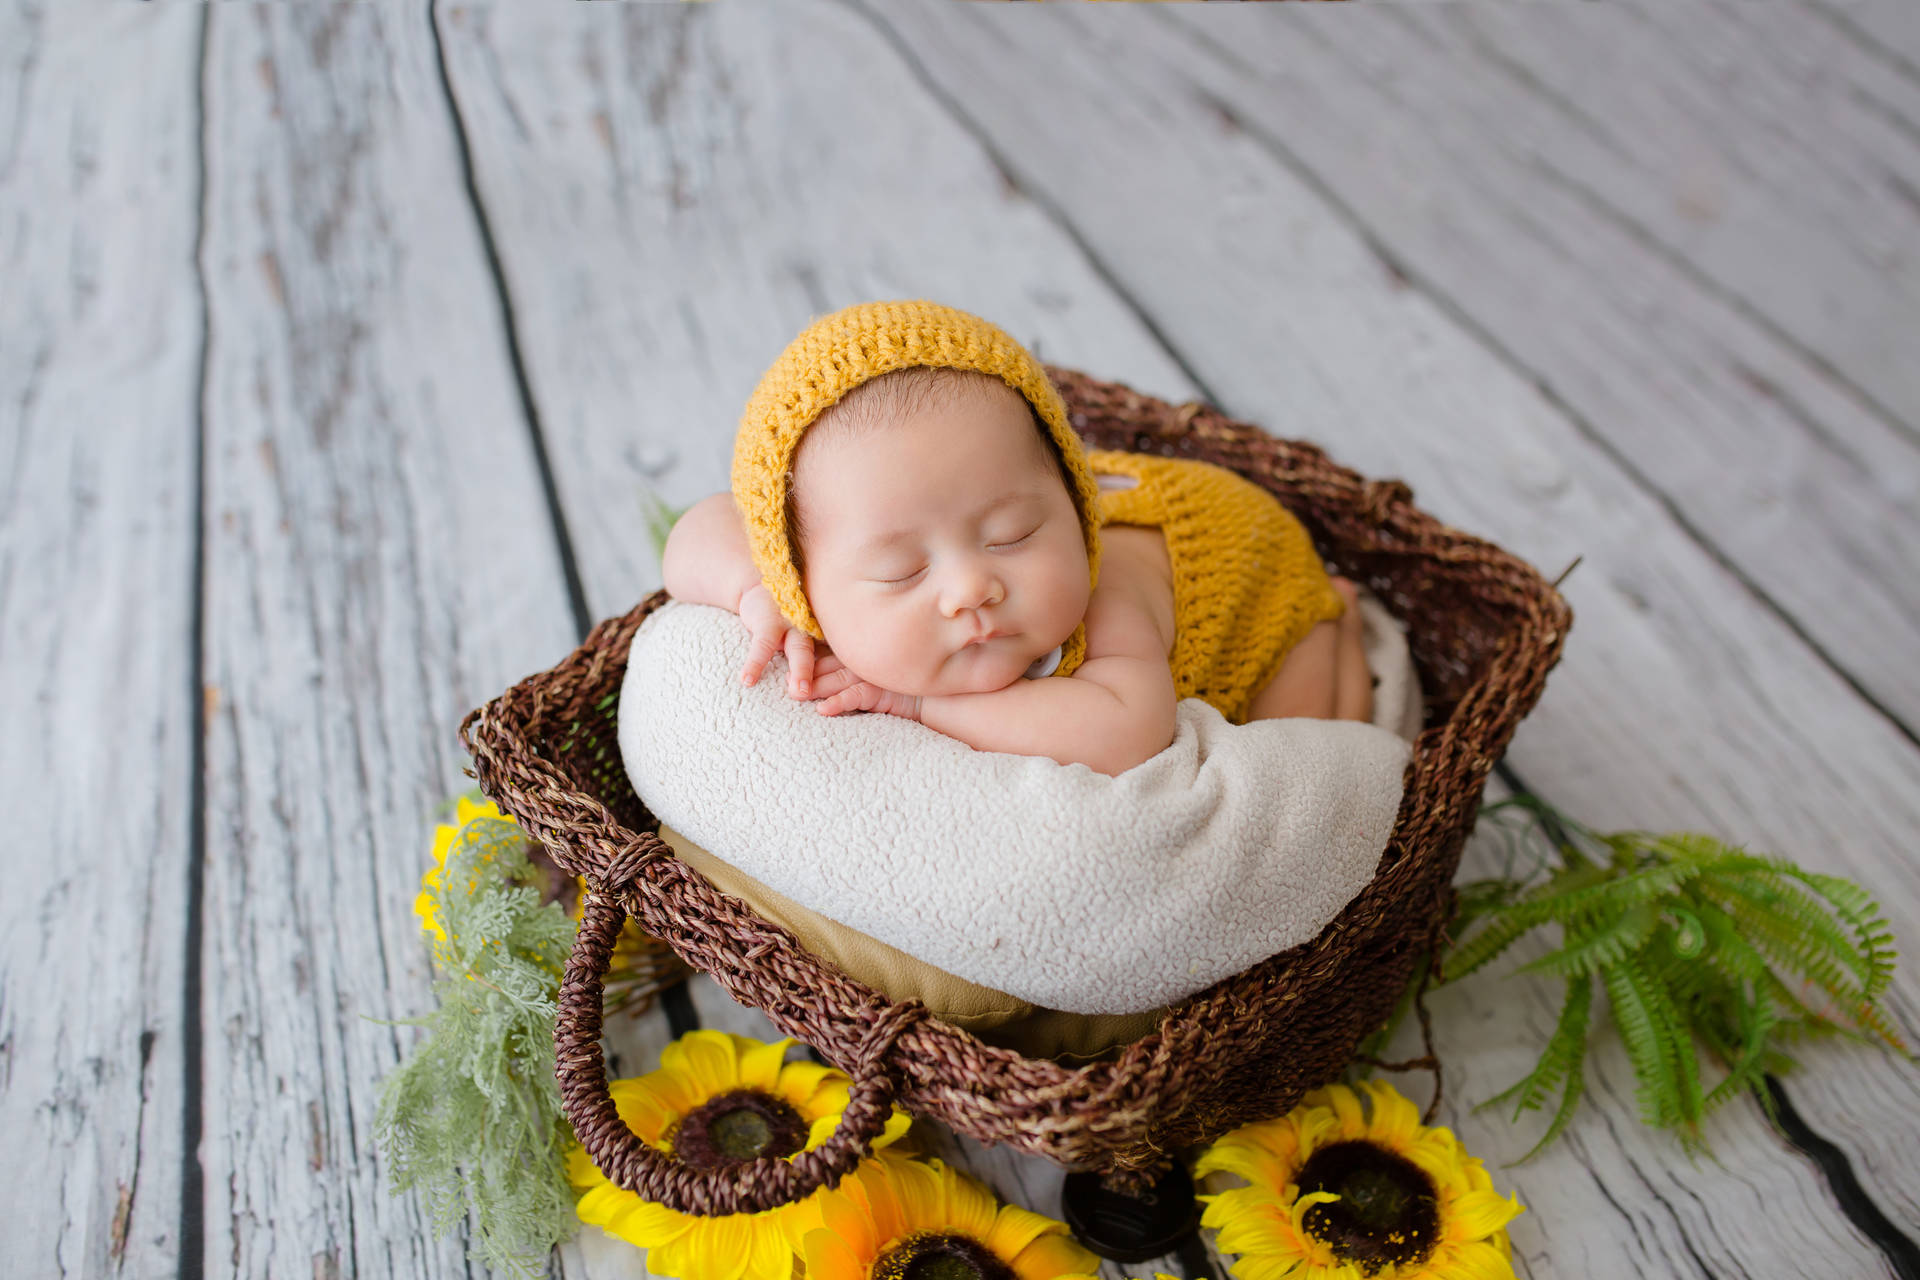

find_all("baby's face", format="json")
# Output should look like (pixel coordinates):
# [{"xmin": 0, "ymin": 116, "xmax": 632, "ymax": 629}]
[{"xmin": 793, "ymin": 377, "xmax": 1091, "ymax": 698}]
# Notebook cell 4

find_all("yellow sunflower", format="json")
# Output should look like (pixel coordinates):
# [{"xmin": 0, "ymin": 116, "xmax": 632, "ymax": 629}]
[
  {"xmin": 570, "ymin": 1030, "xmax": 915, "ymax": 1280},
  {"xmin": 413, "ymin": 794, "xmax": 522, "ymax": 949},
  {"xmin": 413, "ymin": 793, "xmax": 673, "ymax": 1001},
  {"xmin": 1195, "ymin": 1080, "xmax": 1523, "ymax": 1280},
  {"xmin": 799, "ymin": 1155, "xmax": 1098, "ymax": 1280}
]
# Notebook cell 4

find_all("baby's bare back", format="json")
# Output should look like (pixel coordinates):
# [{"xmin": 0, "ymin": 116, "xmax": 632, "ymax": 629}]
[
  {"xmin": 1093, "ymin": 525, "xmax": 1177, "ymax": 659},
  {"xmin": 1097, "ymin": 523, "xmax": 1371, "ymax": 725}
]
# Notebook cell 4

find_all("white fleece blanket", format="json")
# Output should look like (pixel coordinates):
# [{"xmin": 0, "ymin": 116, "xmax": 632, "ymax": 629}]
[{"xmin": 620, "ymin": 594, "xmax": 1421, "ymax": 1015}]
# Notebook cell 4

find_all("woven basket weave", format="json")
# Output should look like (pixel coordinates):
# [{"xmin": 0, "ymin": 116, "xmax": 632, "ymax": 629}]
[{"xmin": 460, "ymin": 367, "xmax": 1572, "ymax": 1216}]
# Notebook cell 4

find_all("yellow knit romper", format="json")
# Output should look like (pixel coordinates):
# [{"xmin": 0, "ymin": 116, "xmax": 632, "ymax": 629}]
[{"xmin": 1061, "ymin": 449, "xmax": 1346, "ymax": 725}]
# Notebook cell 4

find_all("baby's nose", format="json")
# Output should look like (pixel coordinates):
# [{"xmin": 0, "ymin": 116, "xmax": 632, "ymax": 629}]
[{"xmin": 940, "ymin": 566, "xmax": 1005, "ymax": 616}]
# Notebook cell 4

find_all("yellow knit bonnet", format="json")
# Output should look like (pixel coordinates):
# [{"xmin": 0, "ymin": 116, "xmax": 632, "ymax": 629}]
[{"xmin": 732, "ymin": 300, "xmax": 1103, "ymax": 673}]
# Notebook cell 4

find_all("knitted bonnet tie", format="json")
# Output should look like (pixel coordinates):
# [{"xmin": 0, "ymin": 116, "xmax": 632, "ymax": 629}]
[{"xmin": 731, "ymin": 299, "xmax": 1105, "ymax": 678}]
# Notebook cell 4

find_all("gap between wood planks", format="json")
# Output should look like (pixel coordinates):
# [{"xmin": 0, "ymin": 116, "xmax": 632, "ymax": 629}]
[{"xmin": 181, "ymin": 7, "xmax": 212, "ymax": 1277}]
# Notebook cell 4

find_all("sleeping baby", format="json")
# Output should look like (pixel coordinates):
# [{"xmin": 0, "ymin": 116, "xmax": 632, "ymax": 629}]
[{"xmin": 662, "ymin": 299, "xmax": 1373, "ymax": 777}]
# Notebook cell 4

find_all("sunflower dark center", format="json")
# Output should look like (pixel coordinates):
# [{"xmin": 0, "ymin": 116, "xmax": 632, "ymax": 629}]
[
  {"xmin": 872, "ymin": 1232, "xmax": 1015, "ymax": 1280},
  {"xmin": 1295, "ymin": 1140, "xmax": 1440, "ymax": 1275},
  {"xmin": 669, "ymin": 1090, "xmax": 807, "ymax": 1170}
]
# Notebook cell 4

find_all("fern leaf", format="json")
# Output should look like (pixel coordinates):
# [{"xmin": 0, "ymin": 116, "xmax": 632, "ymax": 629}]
[
  {"xmin": 1700, "ymin": 878, "xmax": 1878, "ymax": 1019},
  {"xmin": 1789, "ymin": 870, "xmax": 1899, "ymax": 1002},
  {"xmin": 1520, "ymin": 904, "xmax": 1659, "ymax": 978},
  {"xmin": 1482, "ymin": 976, "xmax": 1594, "ymax": 1120},
  {"xmin": 1603, "ymin": 957, "xmax": 1703, "ymax": 1142}
]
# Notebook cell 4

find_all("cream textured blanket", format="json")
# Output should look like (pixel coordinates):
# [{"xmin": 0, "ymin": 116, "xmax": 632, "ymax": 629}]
[{"xmin": 620, "ymin": 593, "xmax": 1421, "ymax": 1015}]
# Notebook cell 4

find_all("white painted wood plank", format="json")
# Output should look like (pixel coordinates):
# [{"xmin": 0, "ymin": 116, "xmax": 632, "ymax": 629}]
[
  {"xmin": 0, "ymin": 7, "xmax": 199, "ymax": 1278},
  {"xmin": 194, "ymin": 6, "xmax": 650, "ymax": 1277},
  {"xmin": 862, "ymin": 0, "xmax": 1920, "ymax": 1270},
  {"xmin": 1149, "ymin": 0, "xmax": 1920, "ymax": 733},
  {"xmin": 1319, "ymin": 0, "xmax": 1920, "ymax": 445}
]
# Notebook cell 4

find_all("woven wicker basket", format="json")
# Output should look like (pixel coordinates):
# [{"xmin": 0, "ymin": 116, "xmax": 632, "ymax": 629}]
[{"xmin": 460, "ymin": 367, "xmax": 1571, "ymax": 1216}]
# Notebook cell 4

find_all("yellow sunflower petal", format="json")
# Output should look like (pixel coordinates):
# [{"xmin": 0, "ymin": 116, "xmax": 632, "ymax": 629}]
[
  {"xmin": 1431, "ymin": 1238, "xmax": 1520, "ymax": 1280},
  {"xmin": 770, "ymin": 1057, "xmax": 837, "ymax": 1103},
  {"xmin": 874, "ymin": 1103, "xmax": 912, "ymax": 1150},
  {"xmin": 742, "ymin": 1214, "xmax": 801, "ymax": 1280},
  {"xmin": 1359, "ymin": 1079, "xmax": 1422, "ymax": 1151},
  {"xmin": 790, "ymin": 1070, "xmax": 851, "ymax": 1121},
  {"xmin": 933, "ymin": 1162, "xmax": 1002, "ymax": 1240},
  {"xmin": 1442, "ymin": 1189, "xmax": 1525, "ymax": 1244},
  {"xmin": 885, "ymin": 1155, "xmax": 944, "ymax": 1231},
  {"xmin": 1205, "ymin": 1196, "xmax": 1302, "ymax": 1258},
  {"xmin": 1196, "ymin": 1124, "xmax": 1298, "ymax": 1190},
  {"xmin": 659, "ymin": 1029, "xmax": 747, "ymax": 1098},
  {"xmin": 982, "ymin": 1201, "xmax": 1074, "ymax": 1260},
  {"xmin": 608, "ymin": 1074, "xmax": 696, "ymax": 1145},
  {"xmin": 565, "ymin": 1143, "xmax": 606, "ymax": 1189},
  {"xmin": 814, "ymin": 1177, "xmax": 882, "ymax": 1258},
  {"xmin": 592, "ymin": 1191, "xmax": 695, "ymax": 1253},
  {"xmin": 801, "ymin": 1224, "xmax": 870, "ymax": 1280},
  {"xmin": 1007, "ymin": 1229, "xmax": 1101, "ymax": 1279},
  {"xmin": 737, "ymin": 1036, "xmax": 795, "ymax": 1092},
  {"xmin": 1313, "ymin": 1083, "xmax": 1367, "ymax": 1141}
]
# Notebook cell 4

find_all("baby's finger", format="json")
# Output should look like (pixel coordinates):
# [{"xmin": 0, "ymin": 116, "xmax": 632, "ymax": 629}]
[
  {"xmin": 784, "ymin": 629, "xmax": 816, "ymax": 698},
  {"xmin": 740, "ymin": 630, "xmax": 781, "ymax": 686},
  {"xmin": 807, "ymin": 665, "xmax": 862, "ymax": 701}
]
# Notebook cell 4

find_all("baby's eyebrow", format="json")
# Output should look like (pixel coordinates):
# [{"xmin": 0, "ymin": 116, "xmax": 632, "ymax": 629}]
[{"xmin": 855, "ymin": 491, "xmax": 1042, "ymax": 555}]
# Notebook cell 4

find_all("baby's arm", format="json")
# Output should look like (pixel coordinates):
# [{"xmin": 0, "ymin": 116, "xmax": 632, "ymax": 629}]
[
  {"xmin": 661, "ymin": 493, "xmax": 817, "ymax": 696},
  {"xmin": 917, "ymin": 653, "xmax": 1177, "ymax": 777},
  {"xmin": 812, "ymin": 577, "xmax": 1177, "ymax": 777}
]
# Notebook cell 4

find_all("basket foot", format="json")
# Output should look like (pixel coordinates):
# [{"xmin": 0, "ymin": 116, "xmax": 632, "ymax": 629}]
[{"xmin": 1060, "ymin": 1163, "xmax": 1199, "ymax": 1263}]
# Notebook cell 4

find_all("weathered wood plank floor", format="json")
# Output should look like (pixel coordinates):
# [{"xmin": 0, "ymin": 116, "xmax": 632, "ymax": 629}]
[{"xmin": 5, "ymin": 3, "xmax": 1918, "ymax": 1277}]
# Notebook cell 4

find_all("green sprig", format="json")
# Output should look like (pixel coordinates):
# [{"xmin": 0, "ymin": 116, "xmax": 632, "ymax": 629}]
[{"xmin": 374, "ymin": 817, "xmax": 580, "ymax": 1276}]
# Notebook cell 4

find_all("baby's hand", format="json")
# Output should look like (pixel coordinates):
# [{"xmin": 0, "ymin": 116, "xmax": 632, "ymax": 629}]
[
  {"xmin": 807, "ymin": 654, "xmax": 923, "ymax": 722},
  {"xmin": 737, "ymin": 583, "xmax": 817, "ymax": 699}
]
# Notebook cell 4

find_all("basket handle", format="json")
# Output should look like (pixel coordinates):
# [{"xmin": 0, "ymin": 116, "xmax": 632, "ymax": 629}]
[{"xmin": 556, "ymin": 880, "xmax": 922, "ymax": 1216}]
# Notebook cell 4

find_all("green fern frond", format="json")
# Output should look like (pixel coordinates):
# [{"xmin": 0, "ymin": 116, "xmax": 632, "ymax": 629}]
[
  {"xmin": 1604, "ymin": 956, "xmax": 1704, "ymax": 1144},
  {"xmin": 1520, "ymin": 904, "xmax": 1659, "ymax": 978},
  {"xmin": 1700, "ymin": 878, "xmax": 1880, "ymax": 1017},
  {"xmin": 1435, "ymin": 796, "xmax": 1904, "ymax": 1159},
  {"xmin": 1446, "ymin": 861, "xmax": 1615, "ymax": 982},
  {"xmin": 1481, "ymin": 975, "xmax": 1593, "ymax": 1122}
]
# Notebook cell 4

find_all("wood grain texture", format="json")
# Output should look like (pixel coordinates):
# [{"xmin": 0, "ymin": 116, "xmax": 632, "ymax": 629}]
[
  {"xmin": 194, "ymin": 5, "xmax": 639, "ymax": 1276},
  {"xmin": 19, "ymin": 1, "xmax": 1920, "ymax": 1276},
  {"xmin": 863, "ymin": 0, "xmax": 1919, "ymax": 1269},
  {"xmin": 0, "ymin": 6, "xmax": 200, "ymax": 1277}
]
